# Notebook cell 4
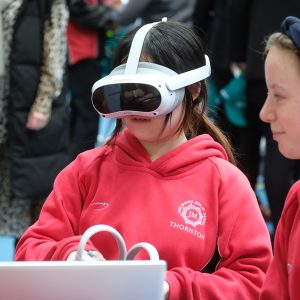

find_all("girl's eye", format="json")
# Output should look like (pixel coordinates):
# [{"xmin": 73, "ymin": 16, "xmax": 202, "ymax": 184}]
[{"xmin": 273, "ymin": 94, "xmax": 285, "ymax": 101}]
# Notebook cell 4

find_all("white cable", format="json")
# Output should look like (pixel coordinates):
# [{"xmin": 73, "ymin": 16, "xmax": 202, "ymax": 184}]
[
  {"xmin": 75, "ymin": 225, "xmax": 127, "ymax": 261},
  {"xmin": 126, "ymin": 242, "xmax": 160, "ymax": 261},
  {"xmin": 76, "ymin": 224, "xmax": 160, "ymax": 262}
]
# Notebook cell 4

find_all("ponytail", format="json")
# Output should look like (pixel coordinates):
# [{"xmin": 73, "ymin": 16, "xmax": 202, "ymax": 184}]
[
  {"xmin": 200, "ymin": 114, "xmax": 236, "ymax": 165},
  {"xmin": 185, "ymin": 85, "xmax": 237, "ymax": 165}
]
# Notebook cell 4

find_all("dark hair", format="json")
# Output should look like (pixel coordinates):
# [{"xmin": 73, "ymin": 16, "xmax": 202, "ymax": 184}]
[{"xmin": 106, "ymin": 21, "xmax": 236, "ymax": 164}]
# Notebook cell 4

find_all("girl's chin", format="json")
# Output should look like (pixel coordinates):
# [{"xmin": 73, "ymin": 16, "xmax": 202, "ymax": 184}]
[{"xmin": 278, "ymin": 144, "xmax": 300, "ymax": 160}]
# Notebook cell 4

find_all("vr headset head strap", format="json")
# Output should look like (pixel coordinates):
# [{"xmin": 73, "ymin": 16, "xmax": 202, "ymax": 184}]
[
  {"xmin": 124, "ymin": 18, "xmax": 211, "ymax": 89},
  {"xmin": 124, "ymin": 18, "xmax": 167, "ymax": 75}
]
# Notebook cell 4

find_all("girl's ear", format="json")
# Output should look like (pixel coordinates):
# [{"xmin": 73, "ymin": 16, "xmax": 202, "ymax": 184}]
[{"xmin": 188, "ymin": 83, "xmax": 201, "ymax": 100}]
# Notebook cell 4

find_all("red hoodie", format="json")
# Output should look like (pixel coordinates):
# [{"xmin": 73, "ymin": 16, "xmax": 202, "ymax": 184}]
[
  {"xmin": 260, "ymin": 180, "xmax": 300, "ymax": 300},
  {"xmin": 16, "ymin": 129, "xmax": 272, "ymax": 300}
]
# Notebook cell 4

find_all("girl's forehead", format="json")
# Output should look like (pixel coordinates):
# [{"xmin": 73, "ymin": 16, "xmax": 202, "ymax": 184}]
[{"xmin": 267, "ymin": 46, "xmax": 300, "ymax": 74}]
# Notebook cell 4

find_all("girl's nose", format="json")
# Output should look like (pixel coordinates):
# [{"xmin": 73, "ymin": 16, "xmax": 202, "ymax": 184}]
[{"xmin": 259, "ymin": 98, "xmax": 275, "ymax": 123}]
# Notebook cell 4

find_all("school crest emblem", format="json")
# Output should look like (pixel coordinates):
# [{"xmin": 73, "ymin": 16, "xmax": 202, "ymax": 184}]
[{"xmin": 178, "ymin": 200, "xmax": 206, "ymax": 228}]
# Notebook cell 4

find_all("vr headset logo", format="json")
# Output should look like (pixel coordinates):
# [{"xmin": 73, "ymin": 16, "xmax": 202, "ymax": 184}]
[{"xmin": 91, "ymin": 18, "xmax": 211, "ymax": 119}]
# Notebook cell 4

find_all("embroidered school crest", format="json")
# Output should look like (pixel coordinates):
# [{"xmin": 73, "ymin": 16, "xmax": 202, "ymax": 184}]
[{"xmin": 178, "ymin": 200, "xmax": 206, "ymax": 228}]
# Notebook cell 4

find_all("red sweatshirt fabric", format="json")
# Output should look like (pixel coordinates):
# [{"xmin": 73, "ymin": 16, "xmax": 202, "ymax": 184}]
[
  {"xmin": 15, "ymin": 129, "xmax": 272, "ymax": 300},
  {"xmin": 67, "ymin": 22, "xmax": 98, "ymax": 65},
  {"xmin": 67, "ymin": 0, "xmax": 98, "ymax": 65},
  {"xmin": 260, "ymin": 180, "xmax": 300, "ymax": 300}
]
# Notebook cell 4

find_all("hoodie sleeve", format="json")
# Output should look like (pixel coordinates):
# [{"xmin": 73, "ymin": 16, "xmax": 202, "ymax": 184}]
[
  {"xmin": 260, "ymin": 181, "xmax": 300, "ymax": 300},
  {"xmin": 15, "ymin": 154, "xmax": 97, "ymax": 261},
  {"xmin": 166, "ymin": 159, "xmax": 272, "ymax": 300}
]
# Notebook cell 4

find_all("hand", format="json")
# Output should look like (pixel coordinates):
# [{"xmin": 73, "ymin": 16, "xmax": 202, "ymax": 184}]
[
  {"xmin": 108, "ymin": 0, "xmax": 121, "ymax": 10},
  {"xmin": 230, "ymin": 62, "xmax": 247, "ymax": 77},
  {"xmin": 26, "ymin": 111, "xmax": 50, "ymax": 130},
  {"xmin": 163, "ymin": 281, "xmax": 170, "ymax": 299},
  {"xmin": 67, "ymin": 251, "xmax": 105, "ymax": 261}
]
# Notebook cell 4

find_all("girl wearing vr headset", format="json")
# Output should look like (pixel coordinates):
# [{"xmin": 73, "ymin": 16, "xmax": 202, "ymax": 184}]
[
  {"xmin": 259, "ymin": 16, "xmax": 300, "ymax": 300},
  {"xmin": 15, "ymin": 20, "xmax": 272, "ymax": 299}
]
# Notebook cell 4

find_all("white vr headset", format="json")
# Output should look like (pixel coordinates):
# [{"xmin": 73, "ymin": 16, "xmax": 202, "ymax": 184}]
[{"xmin": 91, "ymin": 18, "xmax": 211, "ymax": 119}]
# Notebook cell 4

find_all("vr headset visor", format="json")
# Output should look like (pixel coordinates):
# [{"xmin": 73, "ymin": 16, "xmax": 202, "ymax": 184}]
[{"xmin": 91, "ymin": 19, "xmax": 211, "ymax": 119}]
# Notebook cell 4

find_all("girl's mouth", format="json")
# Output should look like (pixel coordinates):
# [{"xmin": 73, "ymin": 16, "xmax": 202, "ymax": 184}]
[{"xmin": 131, "ymin": 117, "xmax": 151, "ymax": 121}]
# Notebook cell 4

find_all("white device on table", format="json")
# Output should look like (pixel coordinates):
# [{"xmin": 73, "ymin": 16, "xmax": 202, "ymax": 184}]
[{"xmin": 0, "ymin": 225, "xmax": 166, "ymax": 300}]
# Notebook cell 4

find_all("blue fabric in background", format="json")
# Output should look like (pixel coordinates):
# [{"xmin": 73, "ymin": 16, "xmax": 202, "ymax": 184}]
[
  {"xmin": 207, "ymin": 75, "xmax": 247, "ymax": 128},
  {"xmin": 96, "ymin": 117, "xmax": 116, "ymax": 146},
  {"xmin": 0, "ymin": 236, "xmax": 15, "ymax": 261}
]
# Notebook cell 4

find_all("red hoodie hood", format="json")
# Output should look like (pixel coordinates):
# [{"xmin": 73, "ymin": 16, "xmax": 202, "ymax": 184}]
[{"xmin": 114, "ymin": 129, "xmax": 228, "ymax": 177}]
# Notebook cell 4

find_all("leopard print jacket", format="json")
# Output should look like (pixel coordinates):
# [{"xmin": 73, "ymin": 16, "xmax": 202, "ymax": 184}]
[{"xmin": 0, "ymin": 0, "xmax": 68, "ymax": 145}]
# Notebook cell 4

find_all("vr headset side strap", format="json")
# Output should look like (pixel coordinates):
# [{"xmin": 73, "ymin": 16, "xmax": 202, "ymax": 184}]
[
  {"xmin": 166, "ymin": 55, "xmax": 211, "ymax": 91},
  {"xmin": 124, "ymin": 21, "xmax": 162, "ymax": 75}
]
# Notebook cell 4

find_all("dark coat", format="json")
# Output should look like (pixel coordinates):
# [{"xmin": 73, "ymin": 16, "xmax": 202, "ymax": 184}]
[
  {"xmin": 228, "ymin": 0, "xmax": 300, "ymax": 80},
  {"xmin": 8, "ymin": 0, "xmax": 70, "ymax": 200},
  {"xmin": 193, "ymin": 0, "xmax": 231, "ymax": 71}
]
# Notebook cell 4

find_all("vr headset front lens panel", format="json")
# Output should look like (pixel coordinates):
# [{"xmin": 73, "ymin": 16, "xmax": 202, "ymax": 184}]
[
  {"xmin": 92, "ymin": 83, "xmax": 162, "ymax": 116},
  {"xmin": 92, "ymin": 68, "xmax": 185, "ymax": 118}
]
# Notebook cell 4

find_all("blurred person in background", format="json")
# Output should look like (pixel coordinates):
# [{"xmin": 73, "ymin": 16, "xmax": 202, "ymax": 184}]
[
  {"xmin": 66, "ymin": 0, "xmax": 116, "ymax": 160},
  {"xmin": 228, "ymin": 0, "xmax": 300, "ymax": 237},
  {"xmin": 0, "ymin": 0, "xmax": 69, "ymax": 245},
  {"xmin": 113, "ymin": 0, "xmax": 197, "ymax": 26}
]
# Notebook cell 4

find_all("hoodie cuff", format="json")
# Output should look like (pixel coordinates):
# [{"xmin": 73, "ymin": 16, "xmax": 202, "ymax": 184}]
[
  {"xmin": 51, "ymin": 236, "xmax": 96, "ymax": 261},
  {"xmin": 166, "ymin": 270, "xmax": 182, "ymax": 300}
]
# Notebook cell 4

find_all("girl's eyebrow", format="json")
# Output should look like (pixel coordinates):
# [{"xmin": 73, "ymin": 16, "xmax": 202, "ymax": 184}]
[{"xmin": 270, "ymin": 83, "xmax": 286, "ymax": 90}]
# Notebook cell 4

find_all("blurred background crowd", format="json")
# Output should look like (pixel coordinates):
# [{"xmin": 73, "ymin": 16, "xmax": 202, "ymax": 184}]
[{"xmin": 0, "ymin": 0, "xmax": 300, "ymax": 259}]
